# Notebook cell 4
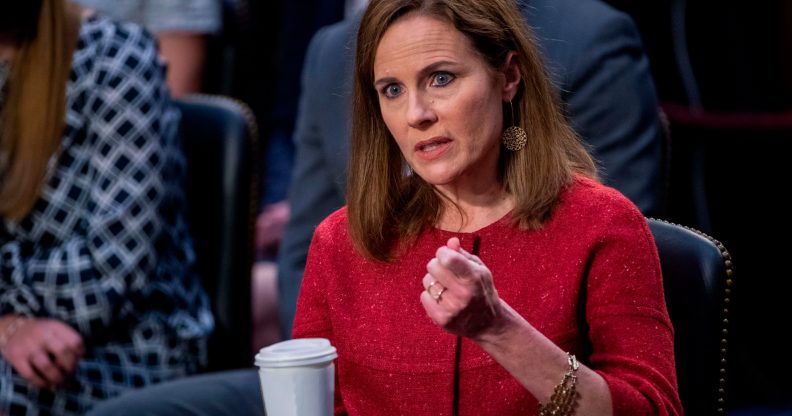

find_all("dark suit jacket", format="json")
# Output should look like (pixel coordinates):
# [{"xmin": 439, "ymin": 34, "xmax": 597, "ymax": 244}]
[{"xmin": 277, "ymin": 0, "xmax": 664, "ymax": 337}]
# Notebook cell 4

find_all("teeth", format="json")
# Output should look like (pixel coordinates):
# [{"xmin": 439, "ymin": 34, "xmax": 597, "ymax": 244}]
[{"xmin": 422, "ymin": 143, "xmax": 441, "ymax": 152}]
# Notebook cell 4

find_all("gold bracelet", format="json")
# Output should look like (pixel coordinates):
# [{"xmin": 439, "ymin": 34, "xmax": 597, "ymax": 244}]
[
  {"xmin": 0, "ymin": 316, "xmax": 29, "ymax": 352},
  {"xmin": 538, "ymin": 353, "xmax": 580, "ymax": 416}
]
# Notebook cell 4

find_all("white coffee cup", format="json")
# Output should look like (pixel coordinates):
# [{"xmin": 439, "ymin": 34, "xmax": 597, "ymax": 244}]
[{"xmin": 254, "ymin": 338, "xmax": 338, "ymax": 416}]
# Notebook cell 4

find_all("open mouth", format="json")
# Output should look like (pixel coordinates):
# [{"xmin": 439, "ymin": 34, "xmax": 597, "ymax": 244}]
[
  {"xmin": 419, "ymin": 141, "xmax": 447, "ymax": 152},
  {"xmin": 415, "ymin": 137, "xmax": 452, "ymax": 153}
]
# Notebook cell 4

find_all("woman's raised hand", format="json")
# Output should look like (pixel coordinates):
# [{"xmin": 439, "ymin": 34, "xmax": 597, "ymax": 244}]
[
  {"xmin": 420, "ymin": 237, "xmax": 504, "ymax": 339},
  {"xmin": 0, "ymin": 317, "xmax": 85, "ymax": 390}
]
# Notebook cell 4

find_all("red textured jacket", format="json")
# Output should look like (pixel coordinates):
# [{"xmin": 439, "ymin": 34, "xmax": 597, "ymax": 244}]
[{"xmin": 293, "ymin": 177, "xmax": 682, "ymax": 415}]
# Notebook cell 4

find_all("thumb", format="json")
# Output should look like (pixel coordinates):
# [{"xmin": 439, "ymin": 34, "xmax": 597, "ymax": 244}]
[{"xmin": 446, "ymin": 237, "xmax": 461, "ymax": 251}]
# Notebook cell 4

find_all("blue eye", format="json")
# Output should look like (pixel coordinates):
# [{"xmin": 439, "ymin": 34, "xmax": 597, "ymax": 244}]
[
  {"xmin": 432, "ymin": 72, "xmax": 455, "ymax": 87},
  {"xmin": 383, "ymin": 84, "xmax": 403, "ymax": 98}
]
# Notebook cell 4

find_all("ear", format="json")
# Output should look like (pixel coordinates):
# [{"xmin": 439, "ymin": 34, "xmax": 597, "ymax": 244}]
[{"xmin": 500, "ymin": 52, "xmax": 522, "ymax": 102}]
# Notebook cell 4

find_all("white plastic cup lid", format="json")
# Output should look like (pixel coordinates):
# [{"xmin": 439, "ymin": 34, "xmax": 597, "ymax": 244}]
[{"xmin": 254, "ymin": 338, "xmax": 338, "ymax": 368}]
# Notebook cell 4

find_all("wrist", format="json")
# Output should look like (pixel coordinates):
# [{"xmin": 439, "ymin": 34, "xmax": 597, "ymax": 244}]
[
  {"xmin": 473, "ymin": 300, "xmax": 522, "ymax": 344},
  {"xmin": 0, "ymin": 315, "xmax": 29, "ymax": 351}
]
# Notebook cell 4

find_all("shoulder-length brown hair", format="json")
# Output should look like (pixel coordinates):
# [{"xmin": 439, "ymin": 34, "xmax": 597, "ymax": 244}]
[
  {"xmin": 0, "ymin": 0, "xmax": 81, "ymax": 219},
  {"xmin": 347, "ymin": 0, "xmax": 597, "ymax": 261}
]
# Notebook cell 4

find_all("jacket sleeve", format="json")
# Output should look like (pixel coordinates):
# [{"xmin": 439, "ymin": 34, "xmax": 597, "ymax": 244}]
[
  {"xmin": 584, "ymin": 196, "xmax": 682, "ymax": 415},
  {"xmin": 292, "ymin": 212, "xmax": 345, "ymax": 415}
]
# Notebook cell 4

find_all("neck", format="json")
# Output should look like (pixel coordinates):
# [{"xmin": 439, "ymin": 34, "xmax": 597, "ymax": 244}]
[{"xmin": 434, "ymin": 180, "xmax": 514, "ymax": 233}]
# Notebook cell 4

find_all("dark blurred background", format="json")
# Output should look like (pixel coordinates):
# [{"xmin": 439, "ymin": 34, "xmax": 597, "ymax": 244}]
[{"xmin": 607, "ymin": 0, "xmax": 792, "ymax": 411}]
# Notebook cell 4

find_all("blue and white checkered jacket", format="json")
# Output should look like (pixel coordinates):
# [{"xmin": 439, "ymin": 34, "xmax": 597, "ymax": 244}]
[{"xmin": 1, "ymin": 14, "xmax": 213, "ymax": 416}]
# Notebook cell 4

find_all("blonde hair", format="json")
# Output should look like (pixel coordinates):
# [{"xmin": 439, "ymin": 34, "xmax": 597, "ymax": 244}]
[
  {"xmin": 347, "ymin": 0, "xmax": 597, "ymax": 261},
  {"xmin": 0, "ymin": 0, "xmax": 81, "ymax": 219}
]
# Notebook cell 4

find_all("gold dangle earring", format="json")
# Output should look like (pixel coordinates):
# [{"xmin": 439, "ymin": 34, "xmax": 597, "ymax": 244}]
[{"xmin": 502, "ymin": 100, "xmax": 527, "ymax": 151}]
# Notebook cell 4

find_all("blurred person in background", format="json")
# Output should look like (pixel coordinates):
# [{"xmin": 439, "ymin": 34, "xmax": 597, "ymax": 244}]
[
  {"xmin": 251, "ymin": 0, "xmax": 347, "ymax": 349},
  {"xmin": 73, "ymin": 0, "xmax": 222, "ymax": 97},
  {"xmin": 0, "ymin": 1, "xmax": 212, "ymax": 414}
]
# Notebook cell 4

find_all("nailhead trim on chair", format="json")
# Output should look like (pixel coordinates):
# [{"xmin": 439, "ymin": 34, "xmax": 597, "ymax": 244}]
[{"xmin": 650, "ymin": 218, "xmax": 733, "ymax": 415}]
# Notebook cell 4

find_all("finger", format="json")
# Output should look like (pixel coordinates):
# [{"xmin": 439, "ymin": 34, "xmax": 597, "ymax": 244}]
[
  {"xmin": 422, "ymin": 272, "xmax": 453, "ymax": 293},
  {"xmin": 422, "ymin": 272, "xmax": 451, "ymax": 303},
  {"xmin": 14, "ymin": 358, "xmax": 50, "ymax": 389},
  {"xmin": 456, "ymin": 247, "xmax": 484, "ymax": 265},
  {"xmin": 64, "ymin": 330, "xmax": 85, "ymax": 359},
  {"xmin": 426, "ymin": 257, "xmax": 462, "ymax": 289},
  {"xmin": 445, "ymin": 237, "xmax": 483, "ymax": 264},
  {"xmin": 421, "ymin": 273, "xmax": 435, "ymax": 291},
  {"xmin": 422, "ymin": 274, "xmax": 470, "ymax": 312},
  {"xmin": 48, "ymin": 321, "xmax": 86, "ymax": 359},
  {"xmin": 30, "ymin": 349, "xmax": 65, "ymax": 386},
  {"xmin": 44, "ymin": 339, "xmax": 79, "ymax": 374},
  {"xmin": 420, "ymin": 291, "xmax": 451, "ymax": 327},
  {"xmin": 29, "ymin": 350, "xmax": 65, "ymax": 387},
  {"xmin": 436, "ymin": 247, "xmax": 478, "ymax": 281},
  {"xmin": 73, "ymin": 338, "xmax": 86, "ymax": 359}
]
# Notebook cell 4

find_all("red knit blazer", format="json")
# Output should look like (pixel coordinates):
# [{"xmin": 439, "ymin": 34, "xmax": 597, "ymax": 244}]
[{"xmin": 294, "ymin": 177, "xmax": 683, "ymax": 415}]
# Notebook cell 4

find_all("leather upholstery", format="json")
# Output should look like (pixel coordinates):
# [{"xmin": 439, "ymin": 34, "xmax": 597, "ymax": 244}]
[
  {"xmin": 648, "ymin": 219, "xmax": 733, "ymax": 415},
  {"xmin": 175, "ymin": 95, "xmax": 258, "ymax": 371}
]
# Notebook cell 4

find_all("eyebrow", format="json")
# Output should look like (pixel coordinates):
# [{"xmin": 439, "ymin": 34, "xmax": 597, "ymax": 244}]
[{"xmin": 373, "ymin": 60, "xmax": 458, "ymax": 88}]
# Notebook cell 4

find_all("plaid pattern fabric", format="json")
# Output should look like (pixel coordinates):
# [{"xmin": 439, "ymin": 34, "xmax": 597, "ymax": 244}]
[{"xmin": 0, "ymin": 15, "xmax": 213, "ymax": 416}]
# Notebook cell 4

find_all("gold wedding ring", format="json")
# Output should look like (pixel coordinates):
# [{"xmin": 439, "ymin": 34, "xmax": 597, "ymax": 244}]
[{"xmin": 426, "ymin": 280, "xmax": 446, "ymax": 302}]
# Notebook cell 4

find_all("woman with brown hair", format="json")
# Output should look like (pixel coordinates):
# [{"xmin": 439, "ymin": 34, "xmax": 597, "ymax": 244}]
[
  {"xmin": 292, "ymin": 0, "xmax": 682, "ymax": 414},
  {"xmin": 0, "ymin": 1, "xmax": 212, "ymax": 414}
]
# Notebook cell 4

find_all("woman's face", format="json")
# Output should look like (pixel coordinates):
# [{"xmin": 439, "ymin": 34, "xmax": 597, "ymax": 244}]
[{"xmin": 374, "ymin": 13, "xmax": 518, "ymax": 191}]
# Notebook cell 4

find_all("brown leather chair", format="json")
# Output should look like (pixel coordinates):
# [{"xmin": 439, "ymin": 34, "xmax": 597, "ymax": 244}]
[
  {"xmin": 175, "ymin": 94, "xmax": 258, "ymax": 371},
  {"xmin": 648, "ymin": 219, "xmax": 734, "ymax": 415}
]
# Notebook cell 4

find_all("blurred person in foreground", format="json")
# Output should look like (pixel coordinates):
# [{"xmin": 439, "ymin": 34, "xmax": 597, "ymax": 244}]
[
  {"xmin": 0, "ymin": 1, "xmax": 212, "ymax": 414},
  {"xmin": 289, "ymin": 0, "xmax": 682, "ymax": 414}
]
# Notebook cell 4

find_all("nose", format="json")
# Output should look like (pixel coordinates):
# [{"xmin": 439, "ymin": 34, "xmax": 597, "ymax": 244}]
[{"xmin": 406, "ymin": 92, "xmax": 437, "ymax": 129}]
